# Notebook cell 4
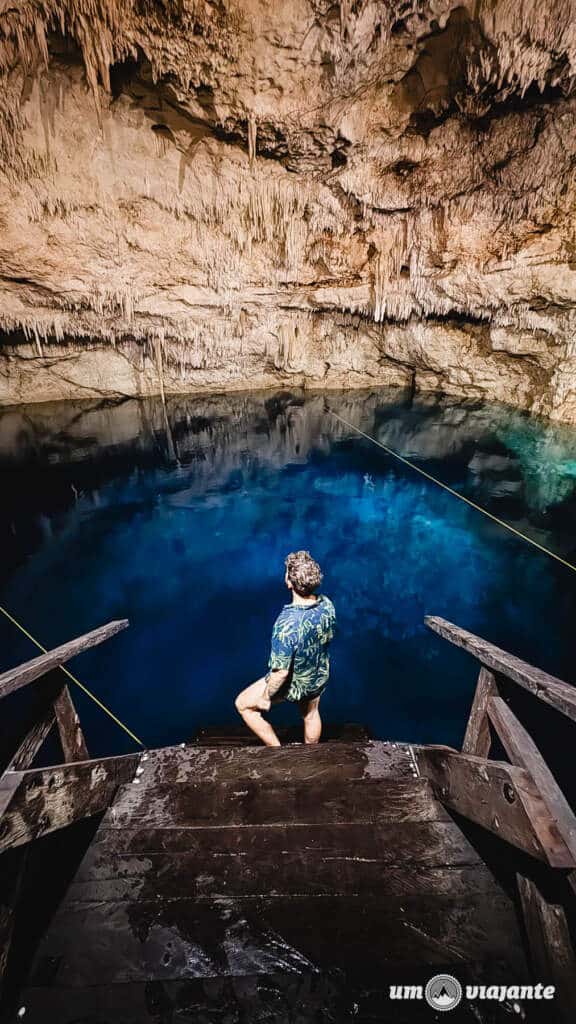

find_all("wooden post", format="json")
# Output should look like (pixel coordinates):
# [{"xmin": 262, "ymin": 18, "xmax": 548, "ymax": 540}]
[
  {"xmin": 517, "ymin": 874, "xmax": 576, "ymax": 1021},
  {"xmin": 462, "ymin": 667, "xmax": 497, "ymax": 757},
  {"xmin": 488, "ymin": 696, "xmax": 576, "ymax": 863},
  {"xmin": 7, "ymin": 705, "xmax": 55, "ymax": 772},
  {"xmin": 54, "ymin": 686, "xmax": 89, "ymax": 763}
]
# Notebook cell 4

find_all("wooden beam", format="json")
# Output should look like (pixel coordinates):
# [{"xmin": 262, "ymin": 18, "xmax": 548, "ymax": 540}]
[
  {"xmin": 0, "ymin": 773, "xmax": 20, "ymax": 820},
  {"xmin": 2, "ymin": 677, "xmax": 61, "ymax": 773},
  {"xmin": 415, "ymin": 746, "xmax": 575, "ymax": 868},
  {"xmin": 54, "ymin": 686, "xmax": 89, "ymax": 763},
  {"xmin": 462, "ymin": 667, "xmax": 497, "ymax": 757},
  {"xmin": 517, "ymin": 874, "xmax": 576, "ymax": 1020},
  {"xmin": 0, "ymin": 754, "xmax": 140, "ymax": 852},
  {"xmin": 0, "ymin": 619, "xmax": 129, "ymax": 700},
  {"xmin": 426, "ymin": 616, "xmax": 576, "ymax": 722},
  {"xmin": 6, "ymin": 705, "xmax": 55, "ymax": 772},
  {"xmin": 488, "ymin": 696, "xmax": 576, "ymax": 863}
]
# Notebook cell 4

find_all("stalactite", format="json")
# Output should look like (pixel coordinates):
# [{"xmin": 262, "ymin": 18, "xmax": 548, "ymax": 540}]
[
  {"xmin": 247, "ymin": 114, "xmax": 257, "ymax": 166},
  {"xmin": 0, "ymin": 1, "xmax": 575, "ymax": 421}
]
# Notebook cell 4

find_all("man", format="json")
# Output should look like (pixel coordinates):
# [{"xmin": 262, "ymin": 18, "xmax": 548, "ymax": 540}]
[{"xmin": 235, "ymin": 550, "xmax": 336, "ymax": 747}]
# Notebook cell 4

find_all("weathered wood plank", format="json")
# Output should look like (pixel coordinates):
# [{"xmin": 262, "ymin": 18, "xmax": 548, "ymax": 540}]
[
  {"xmin": 86, "ymin": 815, "xmax": 475, "ymax": 864},
  {"xmin": 0, "ymin": 772, "xmax": 20, "ymax": 819},
  {"xmin": 517, "ymin": 874, "xmax": 576, "ymax": 1021},
  {"xmin": 4, "ymin": 974, "xmax": 353, "ymax": 1024},
  {"xmin": 462, "ymin": 667, "xmax": 497, "ymax": 757},
  {"xmin": 16, "ymin": 966, "xmax": 524, "ymax": 1024},
  {"xmin": 54, "ymin": 686, "xmax": 89, "ymax": 763},
  {"xmin": 6, "ymin": 706, "xmax": 55, "ymax": 771},
  {"xmin": 70, "ymin": 820, "xmax": 482, "ymax": 899},
  {"xmin": 415, "ymin": 746, "xmax": 575, "ymax": 867},
  {"xmin": 425, "ymin": 616, "xmax": 576, "ymax": 721},
  {"xmin": 0, "ymin": 755, "xmax": 140, "ymax": 851},
  {"xmin": 72, "ymin": 815, "xmax": 483, "ymax": 897},
  {"xmin": 27, "ymin": 892, "xmax": 521, "ymax": 988},
  {"xmin": 138, "ymin": 740, "xmax": 414, "ymax": 786},
  {"xmin": 488, "ymin": 696, "xmax": 576, "ymax": 862},
  {"xmin": 0, "ymin": 619, "xmax": 129, "ymax": 700},
  {"xmin": 108, "ymin": 777, "xmax": 446, "ymax": 829}
]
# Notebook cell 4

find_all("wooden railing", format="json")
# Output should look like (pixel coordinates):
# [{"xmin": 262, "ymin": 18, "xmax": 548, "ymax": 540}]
[
  {"xmin": 0, "ymin": 618, "xmax": 140, "ymax": 846},
  {"xmin": 2, "ymin": 620, "xmax": 128, "ymax": 770},
  {"xmin": 0, "ymin": 619, "xmax": 140, "ymax": 993},
  {"xmin": 418, "ymin": 616, "xmax": 576, "ymax": 1017}
]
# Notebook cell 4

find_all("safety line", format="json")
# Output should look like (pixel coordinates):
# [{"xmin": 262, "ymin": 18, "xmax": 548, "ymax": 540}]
[
  {"xmin": 329, "ymin": 409, "xmax": 576, "ymax": 575},
  {"xmin": 0, "ymin": 604, "xmax": 145, "ymax": 748}
]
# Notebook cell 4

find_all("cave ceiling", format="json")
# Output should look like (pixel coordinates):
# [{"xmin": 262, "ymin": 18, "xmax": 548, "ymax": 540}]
[{"xmin": 0, "ymin": 1, "xmax": 575, "ymax": 418}]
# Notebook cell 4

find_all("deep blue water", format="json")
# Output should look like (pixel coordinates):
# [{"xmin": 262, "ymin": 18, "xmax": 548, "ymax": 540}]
[{"xmin": 1, "ymin": 387, "xmax": 575, "ymax": 758}]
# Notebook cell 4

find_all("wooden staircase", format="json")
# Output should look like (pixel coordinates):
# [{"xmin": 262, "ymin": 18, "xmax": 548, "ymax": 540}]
[
  {"xmin": 14, "ymin": 738, "xmax": 528, "ymax": 1023},
  {"xmin": 3, "ymin": 615, "xmax": 576, "ymax": 1021}
]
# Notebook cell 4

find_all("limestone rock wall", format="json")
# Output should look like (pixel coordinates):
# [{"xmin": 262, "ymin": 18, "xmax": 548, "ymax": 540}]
[{"xmin": 0, "ymin": 1, "xmax": 576, "ymax": 419}]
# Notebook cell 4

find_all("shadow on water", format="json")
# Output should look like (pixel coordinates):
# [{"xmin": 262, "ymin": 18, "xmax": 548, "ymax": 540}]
[{"xmin": 0, "ymin": 387, "xmax": 575, "ymax": 757}]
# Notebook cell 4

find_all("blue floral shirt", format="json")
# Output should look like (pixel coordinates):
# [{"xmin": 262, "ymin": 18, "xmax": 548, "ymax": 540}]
[{"xmin": 268, "ymin": 595, "xmax": 336, "ymax": 701}]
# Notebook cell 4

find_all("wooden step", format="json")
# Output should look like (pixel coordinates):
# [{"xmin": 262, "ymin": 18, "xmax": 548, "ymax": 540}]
[
  {"xmin": 66, "ymin": 820, "xmax": 483, "ymax": 901},
  {"xmin": 190, "ymin": 722, "xmax": 373, "ymax": 746},
  {"xmin": 137, "ymin": 741, "xmax": 416, "ymax": 786},
  {"xmin": 17, "ymin": 967, "xmax": 526, "ymax": 1024},
  {"xmin": 26, "ymin": 891, "xmax": 522, "ymax": 989},
  {"xmin": 107, "ymin": 777, "xmax": 444, "ymax": 830}
]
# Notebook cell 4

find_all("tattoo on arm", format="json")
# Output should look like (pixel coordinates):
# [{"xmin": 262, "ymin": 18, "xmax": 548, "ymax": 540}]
[{"xmin": 265, "ymin": 671, "xmax": 288, "ymax": 698}]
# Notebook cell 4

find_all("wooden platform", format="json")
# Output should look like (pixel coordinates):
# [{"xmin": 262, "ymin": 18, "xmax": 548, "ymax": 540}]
[{"xmin": 14, "ymin": 739, "xmax": 529, "ymax": 1023}]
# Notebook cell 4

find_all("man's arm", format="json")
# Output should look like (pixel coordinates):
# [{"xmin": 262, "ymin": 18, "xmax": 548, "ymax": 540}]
[
  {"xmin": 264, "ymin": 667, "xmax": 289, "ymax": 699},
  {"xmin": 267, "ymin": 611, "xmax": 296, "ymax": 700}
]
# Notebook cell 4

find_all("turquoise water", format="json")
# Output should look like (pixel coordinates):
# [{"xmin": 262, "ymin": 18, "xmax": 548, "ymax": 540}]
[{"xmin": 0, "ymin": 388, "xmax": 575, "ymax": 757}]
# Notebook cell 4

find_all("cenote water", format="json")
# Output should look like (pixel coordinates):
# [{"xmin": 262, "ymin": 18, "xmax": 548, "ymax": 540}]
[{"xmin": 1, "ymin": 387, "xmax": 575, "ymax": 759}]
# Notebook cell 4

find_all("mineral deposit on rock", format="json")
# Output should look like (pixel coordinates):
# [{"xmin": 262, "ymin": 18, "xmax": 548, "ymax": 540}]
[{"xmin": 0, "ymin": 1, "xmax": 575, "ymax": 420}]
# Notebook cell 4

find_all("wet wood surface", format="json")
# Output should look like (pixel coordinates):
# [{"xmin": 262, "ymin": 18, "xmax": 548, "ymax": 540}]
[
  {"xmin": 137, "ymin": 740, "xmax": 416, "ymax": 785},
  {"xmin": 16, "ymin": 739, "xmax": 529, "ymax": 1023},
  {"xmin": 107, "ymin": 776, "xmax": 446, "ymax": 829},
  {"xmin": 70, "ymin": 855, "xmax": 494, "ymax": 901},
  {"xmin": 28, "ymin": 891, "xmax": 521, "ymax": 988},
  {"xmin": 19, "ymin": 963, "xmax": 524, "ymax": 1024}
]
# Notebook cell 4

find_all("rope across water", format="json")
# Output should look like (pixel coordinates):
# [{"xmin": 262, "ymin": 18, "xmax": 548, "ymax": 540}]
[
  {"xmin": 328, "ymin": 409, "xmax": 576, "ymax": 576},
  {"xmin": 2, "ymin": 408, "xmax": 573, "ymax": 753},
  {"xmin": 0, "ymin": 604, "xmax": 145, "ymax": 748}
]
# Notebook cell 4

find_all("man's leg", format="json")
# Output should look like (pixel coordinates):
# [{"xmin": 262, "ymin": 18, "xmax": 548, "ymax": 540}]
[
  {"xmin": 300, "ymin": 695, "xmax": 322, "ymax": 744},
  {"xmin": 235, "ymin": 677, "xmax": 282, "ymax": 747}
]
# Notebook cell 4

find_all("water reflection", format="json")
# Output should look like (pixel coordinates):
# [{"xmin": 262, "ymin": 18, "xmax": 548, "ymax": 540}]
[{"xmin": 0, "ymin": 388, "xmax": 575, "ymax": 755}]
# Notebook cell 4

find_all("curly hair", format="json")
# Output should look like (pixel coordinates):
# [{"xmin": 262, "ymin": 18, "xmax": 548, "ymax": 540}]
[{"xmin": 285, "ymin": 550, "xmax": 323, "ymax": 597}]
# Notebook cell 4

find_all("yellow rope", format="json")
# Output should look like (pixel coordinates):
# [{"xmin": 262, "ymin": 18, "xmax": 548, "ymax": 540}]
[
  {"xmin": 329, "ymin": 409, "xmax": 576, "ymax": 575},
  {"xmin": 0, "ymin": 604, "xmax": 145, "ymax": 748}
]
